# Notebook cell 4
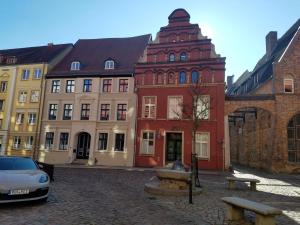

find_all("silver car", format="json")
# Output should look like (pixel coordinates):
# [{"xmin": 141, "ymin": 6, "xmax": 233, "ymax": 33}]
[{"xmin": 0, "ymin": 156, "xmax": 50, "ymax": 203}]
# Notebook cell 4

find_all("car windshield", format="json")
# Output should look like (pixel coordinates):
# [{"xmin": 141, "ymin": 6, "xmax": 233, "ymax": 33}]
[{"xmin": 0, "ymin": 158, "xmax": 38, "ymax": 170}]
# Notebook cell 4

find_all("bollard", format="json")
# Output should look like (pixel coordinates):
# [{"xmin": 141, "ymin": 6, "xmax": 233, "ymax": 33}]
[{"xmin": 188, "ymin": 177, "xmax": 193, "ymax": 204}]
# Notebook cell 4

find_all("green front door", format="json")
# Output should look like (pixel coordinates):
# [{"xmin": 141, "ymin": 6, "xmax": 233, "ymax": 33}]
[{"xmin": 166, "ymin": 133, "xmax": 182, "ymax": 162}]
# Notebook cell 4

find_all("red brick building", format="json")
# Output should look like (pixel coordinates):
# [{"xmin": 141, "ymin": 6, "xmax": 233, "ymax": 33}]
[{"xmin": 134, "ymin": 9, "xmax": 226, "ymax": 170}]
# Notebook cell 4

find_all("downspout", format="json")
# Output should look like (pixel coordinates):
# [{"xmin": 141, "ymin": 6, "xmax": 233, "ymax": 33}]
[{"xmin": 33, "ymin": 63, "xmax": 46, "ymax": 160}]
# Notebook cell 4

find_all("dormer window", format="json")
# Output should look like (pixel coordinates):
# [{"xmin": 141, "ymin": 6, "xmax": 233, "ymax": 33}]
[
  {"xmin": 180, "ymin": 52, "xmax": 188, "ymax": 61},
  {"xmin": 105, "ymin": 60, "xmax": 115, "ymax": 70},
  {"xmin": 70, "ymin": 61, "xmax": 80, "ymax": 71}
]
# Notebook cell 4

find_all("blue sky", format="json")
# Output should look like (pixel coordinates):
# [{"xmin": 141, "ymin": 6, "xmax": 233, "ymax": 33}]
[{"xmin": 0, "ymin": 0, "xmax": 299, "ymax": 80}]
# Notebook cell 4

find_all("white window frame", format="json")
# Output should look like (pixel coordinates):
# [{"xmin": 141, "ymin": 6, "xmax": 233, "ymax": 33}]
[
  {"xmin": 113, "ymin": 132, "xmax": 126, "ymax": 152},
  {"xmin": 33, "ymin": 68, "xmax": 42, "ymax": 79},
  {"xmin": 0, "ymin": 81, "xmax": 8, "ymax": 92},
  {"xmin": 51, "ymin": 80, "xmax": 61, "ymax": 93},
  {"xmin": 70, "ymin": 61, "xmax": 80, "ymax": 71},
  {"xmin": 13, "ymin": 136, "xmax": 21, "ymax": 149},
  {"xmin": 45, "ymin": 132, "xmax": 54, "ymax": 150},
  {"xmin": 30, "ymin": 90, "xmax": 40, "ymax": 102},
  {"xmin": 140, "ymin": 130, "xmax": 155, "ymax": 155},
  {"xmin": 105, "ymin": 60, "xmax": 115, "ymax": 70},
  {"xmin": 167, "ymin": 96, "xmax": 183, "ymax": 119},
  {"xmin": 21, "ymin": 69, "xmax": 30, "ymax": 80},
  {"xmin": 97, "ymin": 132, "xmax": 109, "ymax": 151},
  {"xmin": 18, "ymin": 91, "xmax": 27, "ymax": 103},
  {"xmin": 16, "ymin": 113, "xmax": 24, "ymax": 124},
  {"xmin": 195, "ymin": 132, "xmax": 210, "ymax": 159},
  {"xmin": 28, "ymin": 113, "xmax": 37, "ymax": 125},
  {"xmin": 284, "ymin": 78, "xmax": 294, "ymax": 93},
  {"xmin": 25, "ymin": 136, "xmax": 34, "ymax": 150},
  {"xmin": 195, "ymin": 95, "xmax": 210, "ymax": 120},
  {"xmin": 142, "ymin": 96, "xmax": 156, "ymax": 119}
]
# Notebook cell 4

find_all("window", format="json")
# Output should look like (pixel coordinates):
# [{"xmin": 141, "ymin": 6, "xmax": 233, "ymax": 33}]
[
  {"xmin": 287, "ymin": 114, "xmax": 300, "ymax": 163},
  {"xmin": 83, "ymin": 79, "xmax": 92, "ymax": 92},
  {"xmin": 179, "ymin": 71, "xmax": 186, "ymax": 84},
  {"xmin": 81, "ymin": 104, "xmax": 90, "ymax": 120},
  {"xmin": 284, "ymin": 79, "xmax": 294, "ymax": 93},
  {"xmin": 195, "ymin": 133, "xmax": 209, "ymax": 159},
  {"xmin": 102, "ymin": 79, "xmax": 112, "ymax": 92},
  {"xmin": 71, "ymin": 61, "xmax": 80, "ymax": 71},
  {"xmin": 143, "ymin": 97, "xmax": 156, "ymax": 119},
  {"xmin": 191, "ymin": 71, "xmax": 199, "ymax": 84},
  {"xmin": 119, "ymin": 79, "xmax": 128, "ymax": 92},
  {"xmin": 0, "ymin": 81, "xmax": 8, "ymax": 92},
  {"xmin": 25, "ymin": 136, "xmax": 34, "ymax": 150},
  {"xmin": 168, "ymin": 96, "xmax": 182, "ymax": 119},
  {"xmin": 168, "ymin": 73, "xmax": 175, "ymax": 84},
  {"xmin": 117, "ymin": 104, "xmax": 127, "ymax": 121},
  {"xmin": 13, "ymin": 136, "xmax": 21, "ymax": 149},
  {"xmin": 63, "ymin": 104, "xmax": 73, "ymax": 120},
  {"xmin": 48, "ymin": 104, "xmax": 58, "ymax": 120},
  {"xmin": 30, "ymin": 90, "xmax": 40, "ymax": 102},
  {"xmin": 18, "ymin": 91, "xmax": 27, "ymax": 103},
  {"xmin": 0, "ymin": 119, "xmax": 2, "ymax": 129},
  {"xmin": 21, "ymin": 69, "xmax": 30, "ymax": 80},
  {"xmin": 33, "ymin": 68, "xmax": 42, "ymax": 79},
  {"xmin": 51, "ymin": 80, "xmax": 60, "ymax": 93},
  {"xmin": 16, "ymin": 113, "xmax": 24, "ymax": 124},
  {"xmin": 169, "ymin": 53, "xmax": 175, "ymax": 62},
  {"xmin": 59, "ymin": 133, "xmax": 69, "ymax": 150},
  {"xmin": 140, "ymin": 131, "xmax": 155, "ymax": 155},
  {"xmin": 105, "ymin": 60, "xmax": 115, "ymax": 70},
  {"xmin": 114, "ymin": 133, "xmax": 125, "ymax": 151},
  {"xmin": 100, "ymin": 104, "xmax": 110, "ymax": 120},
  {"xmin": 254, "ymin": 74, "xmax": 259, "ymax": 85},
  {"xmin": 66, "ymin": 80, "xmax": 75, "ymax": 93},
  {"xmin": 157, "ymin": 73, "xmax": 164, "ymax": 85},
  {"xmin": 180, "ymin": 52, "xmax": 188, "ymax": 61},
  {"xmin": 0, "ymin": 100, "xmax": 4, "ymax": 111},
  {"xmin": 28, "ymin": 113, "xmax": 36, "ymax": 125},
  {"xmin": 98, "ymin": 133, "xmax": 108, "ymax": 150},
  {"xmin": 196, "ymin": 96, "xmax": 210, "ymax": 119},
  {"xmin": 45, "ymin": 132, "xmax": 54, "ymax": 150}
]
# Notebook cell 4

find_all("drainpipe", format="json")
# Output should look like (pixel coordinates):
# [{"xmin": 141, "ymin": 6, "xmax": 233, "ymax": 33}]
[{"xmin": 33, "ymin": 63, "xmax": 46, "ymax": 161}]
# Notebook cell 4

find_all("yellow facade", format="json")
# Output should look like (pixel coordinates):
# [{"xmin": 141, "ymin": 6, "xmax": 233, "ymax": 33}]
[{"xmin": 6, "ymin": 63, "xmax": 48, "ymax": 157}]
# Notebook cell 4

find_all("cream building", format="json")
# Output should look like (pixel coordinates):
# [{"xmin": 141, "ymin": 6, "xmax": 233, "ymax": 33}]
[
  {"xmin": 0, "ymin": 44, "xmax": 72, "ymax": 157},
  {"xmin": 39, "ymin": 35, "xmax": 150, "ymax": 166}
]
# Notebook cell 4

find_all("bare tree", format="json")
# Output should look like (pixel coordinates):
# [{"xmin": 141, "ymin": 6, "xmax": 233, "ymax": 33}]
[{"xmin": 177, "ymin": 82, "xmax": 211, "ymax": 187}]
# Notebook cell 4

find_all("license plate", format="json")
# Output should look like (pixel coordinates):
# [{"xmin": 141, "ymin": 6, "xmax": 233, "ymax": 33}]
[{"xmin": 9, "ymin": 189, "xmax": 30, "ymax": 195}]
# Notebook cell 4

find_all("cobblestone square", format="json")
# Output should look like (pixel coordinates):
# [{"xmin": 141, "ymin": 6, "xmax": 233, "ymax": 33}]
[{"xmin": 0, "ymin": 166, "xmax": 299, "ymax": 225}]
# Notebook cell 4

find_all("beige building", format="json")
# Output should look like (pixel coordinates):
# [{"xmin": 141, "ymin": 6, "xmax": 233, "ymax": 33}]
[
  {"xmin": 39, "ymin": 35, "xmax": 150, "ymax": 166},
  {"xmin": 0, "ymin": 44, "xmax": 72, "ymax": 157}
]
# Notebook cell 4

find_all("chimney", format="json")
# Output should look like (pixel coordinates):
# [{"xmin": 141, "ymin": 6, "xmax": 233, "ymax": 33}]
[
  {"xmin": 227, "ymin": 75, "xmax": 234, "ymax": 90},
  {"xmin": 47, "ymin": 42, "xmax": 54, "ymax": 47},
  {"xmin": 266, "ymin": 31, "xmax": 277, "ymax": 56}
]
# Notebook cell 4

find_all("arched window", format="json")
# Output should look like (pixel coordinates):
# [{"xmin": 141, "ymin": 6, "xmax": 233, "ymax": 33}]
[
  {"xmin": 168, "ymin": 73, "xmax": 175, "ymax": 84},
  {"xmin": 191, "ymin": 71, "xmax": 199, "ymax": 84},
  {"xmin": 105, "ymin": 60, "xmax": 115, "ymax": 70},
  {"xmin": 70, "ymin": 61, "xmax": 80, "ymax": 71},
  {"xmin": 287, "ymin": 114, "xmax": 300, "ymax": 163},
  {"xmin": 157, "ymin": 73, "xmax": 164, "ymax": 85},
  {"xmin": 284, "ymin": 78, "xmax": 294, "ymax": 93},
  {"xmin": 180, "ymin": 52, "xmax": 187, "ymax": 61},
  {"xmin": 169, "ymin": 53, "xmax": 175, "ymax": 62},
  {"xmin": 179, "ymin": 71, "xmax": 186, "ymax": 84}
]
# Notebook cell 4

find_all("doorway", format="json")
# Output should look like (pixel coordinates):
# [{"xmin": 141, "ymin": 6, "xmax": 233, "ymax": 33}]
[
  {"xmin": 76, "ymin": 132, "xmax": 91, "ymax": 159},
  {"xmin": 166, "ymin": 132, "xmax": 182, "ymax": 163}
]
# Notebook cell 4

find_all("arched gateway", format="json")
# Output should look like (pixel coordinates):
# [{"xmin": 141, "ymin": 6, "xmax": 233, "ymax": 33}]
[{"xmin": 76, "ymin": 132, "xmax": 91, "ymax": 159}]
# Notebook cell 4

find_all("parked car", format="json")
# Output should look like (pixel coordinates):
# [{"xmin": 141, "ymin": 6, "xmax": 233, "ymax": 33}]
[{"xmin": 0, "ymin": 156, "xmax": 49, "ymax": 203}]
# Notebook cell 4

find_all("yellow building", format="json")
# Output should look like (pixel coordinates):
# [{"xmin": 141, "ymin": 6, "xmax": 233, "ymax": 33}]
[{"xmin": 0, "ymin": 44, "xmax": 72, "ymax": 158}]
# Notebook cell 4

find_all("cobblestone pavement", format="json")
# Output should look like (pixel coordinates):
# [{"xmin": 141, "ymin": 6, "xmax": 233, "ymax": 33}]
[{"xmin": 0, "ymin": 166, "xmax": 299, "ymax": 225}]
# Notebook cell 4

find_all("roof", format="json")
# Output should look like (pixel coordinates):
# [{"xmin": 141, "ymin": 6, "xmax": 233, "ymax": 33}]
[
  {"xmin": 227, "ymin": 18, "xmax": 300, "ymax": 95},
  {"xmin": 47, "ymin": 34, "xmax": 151, "ymax": 78},
  {"xmin": 0, "ymin": 44, "xmax": 72, "ymax": 65}
]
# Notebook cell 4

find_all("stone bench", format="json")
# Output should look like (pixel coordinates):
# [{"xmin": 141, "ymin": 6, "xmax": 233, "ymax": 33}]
[
  {"xmin": 222, "ymin": 197, "xmax": 282, "ymax": 225},
  {"xmin": 226, "ymin": 176, "xmax": 260, "ymax": 191}
]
